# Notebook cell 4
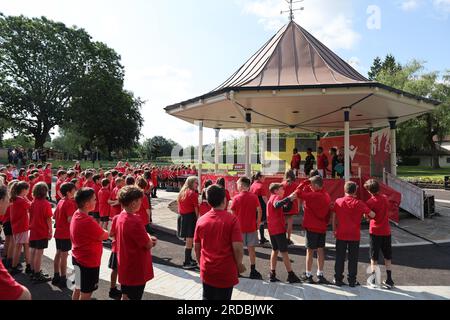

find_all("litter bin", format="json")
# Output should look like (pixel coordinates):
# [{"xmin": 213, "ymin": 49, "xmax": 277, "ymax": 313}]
[{"xmin": 445, "ymin": 176, "xmax": 450, "ymax": 191}]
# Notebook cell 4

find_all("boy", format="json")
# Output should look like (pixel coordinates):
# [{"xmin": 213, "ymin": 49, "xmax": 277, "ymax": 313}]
[
  {"xmin": 98, "ymin": 178, "xmax": 111, "ymax": 230},
  {"xmin": 29, "ymin": 182, "xmax": 53, "ymax": 282},
  {"xmin": 194, "ymin": 185, "xmax": 245, "ymax": 300},
  {"xmin": 136, "ymin": 177, "xmax": 152, "ymax": 234},
  {"xmin": 364, "ymin": 179, "xmax": 395, "ymax": 289},
  {"xmin": 290, "ymin": 176, "xmax": 331, "ymax": 284},
  {"xmin": 230, "ymin": 177, "xmax": 263, "ymax": 280},
  {"xmin": 109, "ymin": 177, "xmax": 125, "ymax": 219},
  {"xmin": 52, "ymin": 182, "xmax": 77, "ymax": 288},
  {"xmin": 70, "ymin": 188, "xmax": 109, "ymax": 300},
  {"xmin": 331, "ymin": 181, "xmax": 374, "ymax": 287},
  {"xmin": 55, "ymin": 170, "xmax": 67, "ymax": 203},
  {"xmin": 90, "ymin": 174, "xmax": 102, "ymax": 223},
  {"xmin": 267, "ymin": 183, "xmax": 301, "ymax": 283},
  {"xmin": 114, "ymin": 186, "xmax": 156, "ymax": 300}
]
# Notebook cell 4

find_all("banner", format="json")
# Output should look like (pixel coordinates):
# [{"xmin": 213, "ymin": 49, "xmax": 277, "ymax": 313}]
[
  {"xmin": 319, "ymin": 134, "xmax": 371, "ymax": 177},
  {"xmin": 371, "ymin": 127, "xmax": 391, "ymax": 177}
]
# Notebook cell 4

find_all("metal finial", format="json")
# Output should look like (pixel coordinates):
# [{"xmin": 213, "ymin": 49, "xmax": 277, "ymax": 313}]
[{"xmin": 281, "ymin": 0, "xmax": 305, "ymax": 22}]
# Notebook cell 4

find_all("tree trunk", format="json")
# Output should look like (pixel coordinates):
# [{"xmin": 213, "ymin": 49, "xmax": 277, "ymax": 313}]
[{"xmin": 34, "ymin": 132, "xmax": 48, "ymax": 149}]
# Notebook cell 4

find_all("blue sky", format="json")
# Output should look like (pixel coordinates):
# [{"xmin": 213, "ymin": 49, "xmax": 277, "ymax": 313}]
[{"xmin": 1, "ymin": 0, "xmax": 449, "ymax": 147}]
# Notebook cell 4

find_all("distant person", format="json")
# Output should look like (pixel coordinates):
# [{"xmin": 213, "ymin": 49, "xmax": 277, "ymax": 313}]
[
  {"xmin": 216, "ymin": 177, "xmax": 231, "ymax": 209},
  {"xmin": 250, "ymin": 172, "xmax": 269, "ymax": 245},
  {"xmin": 98, "ymin": 178, "xmax": 111, "ymax": 231},
  {"xmin": 329, "ymin": 148, "xmax": 339, "ymax": 178},
  {"xmin": 304, "ymin": 148, "xmax": 315, "ymax": 177},
  {"xmin": 199, "ymin": 180, "xmax": 213, "ymax": 217},
  {"xmin": 316, "ymin": 147, "xmax": 328, "ymax": 178},
  {"xmin": 290, "ymin": 148, "xmax": 301, "ymax": 177},
  {"xmin": 194, "ymin": 185, "xmax": 245, "ymax": 300},
  {"xmin": 281, "ymin": 170, "xmax": 299, "ymax": 246}
]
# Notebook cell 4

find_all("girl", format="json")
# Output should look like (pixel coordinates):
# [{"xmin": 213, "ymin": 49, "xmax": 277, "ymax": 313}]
[
  {"xmin": 18, "ymin": 169, "xmax": 27, "ymax": 182},
  {"xmin": 216, "ymin": 177, "xmax": 231, "ymax": 209},
  {"xmin": 281, "ymin": 170, "xmax": 299, "ymax": 246},
  {"xmin": 199, "ymin": 180, "xmax": 213, "ymax": 217},
  {"xmin": 250, "ymin": 172, "xmax": 269, "ymax": 245},
  {"xmin": 44, "ymin": 163, "xmax": 52, "ymax": 200}
]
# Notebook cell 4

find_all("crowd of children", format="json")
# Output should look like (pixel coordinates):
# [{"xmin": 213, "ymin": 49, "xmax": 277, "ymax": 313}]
[{"xmin": 0, "ymin": 160, "xmax": 395, "ymax": 301}]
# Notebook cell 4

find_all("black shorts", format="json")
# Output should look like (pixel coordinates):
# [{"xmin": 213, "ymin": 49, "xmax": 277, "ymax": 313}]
[
  {"xmin": 108, "ymin": 252, "xmax": 117, "ymax": 270},
  {"xmin": 100, "ymin": 216, "xmax": 110, "ymax": 222},
  {"xmin": 72, "ymin": 257, "xmax": 100, "ymax": 294},
  {"xmin": 370, "ymin": 234, "xmax": 392, "ymax": 261},
  {"xmin": 178, "ymin": 213, "xmax": 197, "ymax": 239},
  {"xmin": 121, "ymin": 284, "xmax": 145, "ymax": 300},
  {"xmin": 89, "ymin": 212, "xmax": 100, "ymax": 219},
  {"xmin": 2, "ymin": 221, "xmax": 12, "ymax": 236},
  {"xmin": 270, "ymin": 233, "xmax": 288, "ymax": 253},
  {"xmin": 305, "ymin": 230, "xmax": 326, "ymax": 250},
  {"xmin": 29, "ymin": 239, "xmax": 49, "ymax": 249},
  {"xmin": 55, "ymin": 239, "xmax": 72, "ymax": 252}
]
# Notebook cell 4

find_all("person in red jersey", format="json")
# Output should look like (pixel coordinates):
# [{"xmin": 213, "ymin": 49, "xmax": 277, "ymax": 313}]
[
  {"xmin": 266, "ymin": 183, "xmax": 301, "ymax": 283},
  {"xmin": 199, "ymin": 180, "xmax": 213, "ymax": 217},
  {"xmin": 331, "ymin": 181, "xmax": 374, "ymax": 287},
  {"xmin": 18, "ymin": 168, "xmax": 27, "ymax": 182},
  {"xmin": 230, "ymin": 177, "xmax": 263, "ymax": 280},
  {"xmin": 29, "ymin": 182, "xmax": 53, "ymax": 283},
  {"xmin": 364, "ymin": 179, "xmax": 395, "ymax": 289},
  {"xmin": 194, "ymin": 184, "xmax": 245, "ymax": 300},
  {"xmin": 52, "ymin": 182, "xmax": 77, "ymax": 288},
  {"xmin": 109, "ymin": 170, "xmax": 119, "ymax": 191},
  {"xmin": 108, "ymin": 177, "xmax": 125, "ymax": 219},
  {"xmin": 316, "ymin": 147, "xmax": 329, "ymax": 178},
  {"xmin": 1, "ymin": 181, "xmax": 15, "ymax": 270},
  {"xmin": 250, "ymin": 172, "xmax": 269, "ymax": 245},
  {"xmin": 98, "ymin": 178, "xmax": 111, "ymax": 230},
  {"xmin": 136, "ymin": 177, "xmax": 153, "ymax": 234},
  {"xmin": 91, "ymin": 174, "xmax": 102, "ymax": 223},
  {"xmin": 177, "ymin": 176, "xmax": 199, "ymax": 270},
  {"xmin": 73, "ymin": 161, "xmax": 82, "ymax": 174},
  {"xmin": 70, "ymin": 188, "xmax": 109, "ymax": 300},
  {"xmin": 290, "ymin": 175, "xmax": 332, "ymax": 285},
  {"xmin": 114, "ymin": 186, "xmax": 157, "ymax": 300},
  {"xmin": 107, "ymin": 212, "xmax": 122, "ymax": 300},
  {"xmin": 55, "ymin": 170, "xmax": 67, "ymax": 202},
  {"xmin": 281, "ymin": 170, "xmax": 299, "ymax": 246},
  {"xmin": 0, "ymin": 184, "xmax": 32, "ymax": 300},
  {"xmin": 43, "ymin": 163, "xmax": 52, "ymax": 200},
  {"xmin": 9, "ymin": 181, "xmax": 32, "ymax": 275},
  {"xmin": 27, "ymin": 175, "xmax": 36, "ymax": 202},
  {"xmin": 290, "ymin": 148, "xmax": 301, "ymax": 177},
  {"xmin": 216, "ymin": 177, "xmax": 231, "ymax": 208},
  {"xmin": 151, "ymin": 167, "xmax": 158, "ymax": 198}
]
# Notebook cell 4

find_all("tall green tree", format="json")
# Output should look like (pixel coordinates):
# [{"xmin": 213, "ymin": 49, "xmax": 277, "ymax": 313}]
[
  {"xmin": 142, "ymin": 136, "xmax": 180, "ymax": 160},
  {"xmin": 368, "ymin": 54, "xmax": 402, "ymax": 80}
]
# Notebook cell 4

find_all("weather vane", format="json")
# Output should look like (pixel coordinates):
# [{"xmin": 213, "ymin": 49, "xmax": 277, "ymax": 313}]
[{"xmin": 281, "ymin": 0, "xmax": 305, "ymax": 21}]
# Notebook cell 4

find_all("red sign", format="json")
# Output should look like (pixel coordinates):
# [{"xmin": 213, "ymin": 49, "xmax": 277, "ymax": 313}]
[
  {"xmin": 232, "ymin": 164, "xmax": 245, "ymax": 171},
  {"xmin": 320, "ymin": 134, "xmax": 371, "ymax": 177}
]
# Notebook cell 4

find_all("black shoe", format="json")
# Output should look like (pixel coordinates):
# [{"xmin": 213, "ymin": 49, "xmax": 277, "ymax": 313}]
[
  {"xmin": 317, "ymin": 275, "xmax": 330, "ymax": 285},
  {"xmin": 58, "ymin": 277, "xmax": 68, "ymax": 289},
  {"xmin": 15, "ymin": 264, "xmax": 23, "ymax": 272},
  {"xmin": 287, "ymin": 239, "xmax": 294, "ymax": 246},
  {"xmin": 383, "ymin": 279, "xmax": 395, "ymax": 289},
  {"xmin": 287, "ymin": 272, "xmax": 301, "ymax": 284},
  {"xmin": 249, "ymin": 269, "xmax": 263, "ymax": 280},
  {"xmin": 301, "ymin": 274, "xmax": 316, "ymax": 284},
  {"xmin": 9, "ymin": 267, "xmax": 22, "ymax": 276},
  {"xmin": 33, "ymin": 271, "xmax": 52, "ymax": 283},
  {"xmin": 259, "ymin": 238, "xmax": 269, "ymax": 245},
  {"xmin": 182, "ymin": 261, "xmax": 197, "ymax": 270},
  {"xmin": 269, "ymin": 273, "xmax": 280, "ymax": 283},
  {"xmin": 52, "ymin": 274, "xmax": 61, "ymax": 286},
  {"xmin": 333, "ymin": 279, "xmax": 346, "ymax": 287},
  {"xmin": 25, "ymin": 264, "xmax": 33, "ymax": 275},
  {"xmin": 349, "ymin": 281, "xmax": 360, "ymax": 288},
  {"xmin": 109, "ymin": 287, "xmax": 122, "ymax": 300}
]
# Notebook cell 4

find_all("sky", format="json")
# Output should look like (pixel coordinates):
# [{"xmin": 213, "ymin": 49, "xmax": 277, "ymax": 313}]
[{"xmin": 1, "ymin": 0, "xmax": 449, "ymax": 147}]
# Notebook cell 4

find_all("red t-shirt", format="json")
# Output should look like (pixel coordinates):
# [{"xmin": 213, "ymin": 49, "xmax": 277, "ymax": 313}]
[
  {"xmin": 27, "ymin": 182, "xmax": 35, "ymax": 202},
  {"xmin": 0, "ymin": 260, "xmax": 24, "ymax": 300},
  {"xmin": 44, "ymin": 168, "xmax": 52, "ymax": 184},
  {"xmin": 109, "ymin": 186, "xmax": 123, "ymax": 218},
  {"xmin": 291, "ymin": 153, "xmax": 301, "ymax": 170},
  {"xmin": 54, "ymin": 198, "xmax": 77, "ymax": 240},
  {"xmin": 194, "ymin": 209, "xmax": 242, "ymax": 288},
  {"xmin": 317, "ymin": 154, "xmax": 329, "ymax": 176},
  {"xmin": 282, "ymin": 181, "xmax": 299, "ymax": 215},
  {"xmin": 267, "ymin": 194, "xmax": 287, "ymax": 235},
  {"xmin": 98, "ymin": 187, "xmax": 111, "ymax": 218},
  {"xmin": 250, "ymin": 181, "xmax": 267, "ymax": 198},
  {"xmin": 199, "ymin": 201, "xmax": 212, "ymax": 217},
  {"xmin": 29, "ymin": 198, "xmax": 52, "ymax": 241},
  {"xmin": 115, "ymin": 211, "xmax": 154, "ymax": 286},
  {"xmin": 178, "ymin": 189, "xmax": 199, "ymax": 215},
  {"xmin": 110, "ymin": 215, "xmax": 120, "ymax": 253},
  {"xmin": 366, "ymin": 194, "xmax": 391, "ymax": 236},
  {"xmin": 136, "ymin": 195, "xmax": 150, "ymax": 226},
  {"xmin": 3, "ymin": 205, "xmax": 11, "ymax": 223},
  {"xmin": 230, "ymin": 191, "xmax": 261, "ymax": 233},
  {"xmin": 55, "ymin": 179, "xmax": 64, "ymax": 201},
  {"xmin": 10, "ymin": 196, "xmax": 31, "ymax": 234},
  {"xmin": 93, "ymin": 184, "xmax": 101, "ymax": 212},
  {"xmin": 83, "ymin": 180, "xmax": 95, "ymax": 190},
  {"xmin": 70, "ymin": 210, "xmax": 105, "ymax": 268},
  {"xmin": 295, "ymin": 185, "xmax": 331, "ymax": 234},
  {"xmin": 334, "ymin": 196, "xmax": 371, "ymax": 241}
]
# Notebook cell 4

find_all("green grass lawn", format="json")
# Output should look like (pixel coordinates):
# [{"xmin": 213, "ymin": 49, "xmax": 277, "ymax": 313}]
[{"xmin": 398, "ymin": 166, "xmax": 450, "ymax": 179}]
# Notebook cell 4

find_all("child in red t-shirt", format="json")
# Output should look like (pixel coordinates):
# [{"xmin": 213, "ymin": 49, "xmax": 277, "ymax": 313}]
[
  {"xmin": 52, "ymin": 182, "xmax": 77, "ymax": 288},
  {"xmin": 0, "ymin": 184, "xmax": 31, "ymax": 300},
  {"xmin": 98, "ymin": 178, "xmax": 111, "ymax": 230},
  {"xmin": 199, "ymin": 180, "xmax": 213, "ymax": 217},
  {"xmin": 331, "ymin": 181, "xmax": 374, "ymax": 287},
  {"xmin": 27, "ymin": 175, "xmax": 37, "ymax": 202},
  {"xmin": 70, "ymin": 188, "xmax": 109, "ymax": 300},
  {"xmin": 114, "ymin": 186, "xmax": 157, "ymax": 300},
  {"xmin": 281, "ymin": 170, "xmax": 299, "ymax": 246},
  {"xmin": 55, "ymin": 170, "xmax": 67, "ymax": 202},
  {"xmin": 267, "ymin": 183, "xmax": 301, "ymax": 283},
  {"xmin": 230, "ymin": 177, "xmax": 263, "ymax": 280},
  {"xmin": 250, "ymin": 172, "xmax": 269, "ymax": 245},
  {"xmin": 109, "ymin": 177, "xmax": 125, "ymax": 219},
  {"xmin": 364, "ymin": 179, "xmax": 395, "ymax": 289},
  {"xmin": 136, "ymin": 178, "xmax": 152, "ymax": 234},
  {"xmin": 44, "ymin": 163, "xmax": 52, "ymax": 199},
  {"xmin": 10, "ymin": 181, "xmax": 32, "ymax": 275},
  {"xmin": 29, "ymin": 182, "xmax": 53, "ymax": 283}
]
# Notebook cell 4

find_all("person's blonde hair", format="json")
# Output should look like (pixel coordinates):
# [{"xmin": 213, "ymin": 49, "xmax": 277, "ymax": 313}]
[
  {"xmin": 178, "ymin": 176, "xmax": 198, "ymax": 202},
  {"xmin": 284, "ymin": 169, "xmax": 296, "ymax": 183}
]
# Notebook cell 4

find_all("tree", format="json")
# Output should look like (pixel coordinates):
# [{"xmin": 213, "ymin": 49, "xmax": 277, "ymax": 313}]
[
  {"xmin": 142, "ymin": 136, "xmax": 180, "ymax": 160},
  {"xmin": 373, "ymin": 58, "xmax": 450, "ymax": 168},
  {"xmin": 0, "ymin": 14, "xmax": 128, "ymax": 149},
  {"xmin": 368, "ymin": 54, "xmax": 402, "ymax": 80}
]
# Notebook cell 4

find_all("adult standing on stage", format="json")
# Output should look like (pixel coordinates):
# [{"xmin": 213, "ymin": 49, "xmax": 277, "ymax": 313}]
[
  {"xmin": 290, "ymin": 149, "xmax": 301, "ymax": 177},
  {"xmin": 316, "ymin": 147, "xmax": 329, "ymax": 178}
]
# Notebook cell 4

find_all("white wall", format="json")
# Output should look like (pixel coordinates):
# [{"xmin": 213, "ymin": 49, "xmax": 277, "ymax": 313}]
[{"xmin": 418, "ymin": 155, "xmax": 450, "ymax": 168}]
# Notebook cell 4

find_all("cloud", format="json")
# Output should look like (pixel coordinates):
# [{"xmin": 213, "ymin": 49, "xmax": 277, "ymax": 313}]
[
  {"xmin": 433, "ymin": 0, "xmax": 450, "ymax": 13},
  {"xmin": 236, "ymin": 0, "xmax": 361, "ymax": 50},
  {"xmin": 400, "ymin": 0, "xmax": 422, "ymax": 11}
]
